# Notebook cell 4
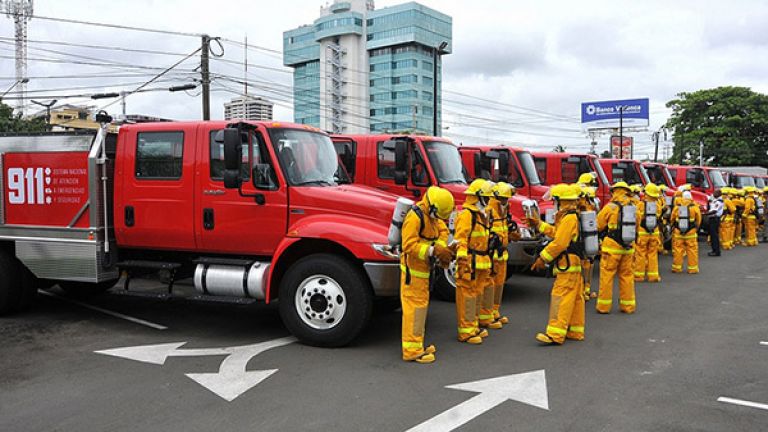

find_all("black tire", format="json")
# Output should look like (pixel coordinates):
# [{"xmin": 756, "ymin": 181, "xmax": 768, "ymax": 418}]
[
  {"xmin": 59, "ymin": 279, "xmax": 119, "ymax": 298},
  {"xmin": 0, "ymin": 250, "xmax": 23, "ymax": 315},
  {"xmin": 278, "ymin": 254, "xmax": 373, "ymax": 347},
  {"xmin": 432, "ymin": 267, "xmax": 456, "ymax": 302},
  {"xmin": 13, "ymin": 264, "xmax": 37, "ymax": 312}
]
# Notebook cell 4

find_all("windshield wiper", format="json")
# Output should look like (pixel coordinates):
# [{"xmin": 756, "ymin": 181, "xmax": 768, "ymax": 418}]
[
  {"xmin": 441, "ymin": 178, "xmax": 466, "ymax": 184},
  {"xmin": 293, "ymin": 180, "xmax": 335, "ymax": 186}
]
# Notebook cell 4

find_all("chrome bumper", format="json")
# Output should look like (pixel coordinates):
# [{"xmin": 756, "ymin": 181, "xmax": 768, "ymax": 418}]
[{"xmin": 363, "ymin": 262, "xmax": 400, "ymax": 297}]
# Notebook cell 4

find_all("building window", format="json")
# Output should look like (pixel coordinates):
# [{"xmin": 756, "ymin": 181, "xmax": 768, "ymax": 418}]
[
  {"xmin": 422, "ymin": 91, "xmax": 433, "ymax": 101},
  {"xmin": 135, "ymin": 131, "xmax": 184, "ymax": 180},
  {"xmin": 392, "ymin": 59, "xmax": 418, "ymax": 69},
  {"xmin": 423, "ymin": 76, "xmax": 433, "ymax": 86}
]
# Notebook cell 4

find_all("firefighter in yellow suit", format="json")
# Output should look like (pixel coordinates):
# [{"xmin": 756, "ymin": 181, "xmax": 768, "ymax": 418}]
[
  {"xmin": 400, "ymin": 187, "xmax": 454, "ymax": 363},
  {"xmin": 658, "ymin": 184, "xmax": 672, "ymax": 255},
  {"xmin": 529, "ymin": 183, "xmax": 585, "ymax": 344},
  {"xmin": 577, "ymin": 173, "xmax": 598, "ymax": 300},
  {"xmin": 743, "ymin": 186, "xmax": 759, "ymax": 246},
  {"xmin": 732, "ymin": 189, "xmax": 746, "ymax": 245},
  {"xmin": 635, "ymin": 183, "xmax": 663, "ymax": 283},
  {"xmin": 455, "ymin": 179, "xmax": 494, "ymax": 344},
  {"xmin": 486, "ymin": 182, "xmax": 520, "ymax": 327},
  {"xmin": 670, "ymin": 191, "xmax": 702, "ymax": 274},
  {"xmin": 720, "ymin": 188, "xmax": 736, "ymax": 250},
  {"xmin": 596, "ymin": 181, "xmax": 637, "ymax": 314}
]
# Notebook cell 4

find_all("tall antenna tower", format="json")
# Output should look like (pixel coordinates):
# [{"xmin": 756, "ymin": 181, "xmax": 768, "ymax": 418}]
[{"xmin": 2, "ymin": 0, "xmax": 33, "ymax": 116}]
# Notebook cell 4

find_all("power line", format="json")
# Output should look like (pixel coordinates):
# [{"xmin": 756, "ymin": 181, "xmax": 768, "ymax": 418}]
[{"xmin": 29, "ymin": 14, "xmax": 203, "ymax": 38}]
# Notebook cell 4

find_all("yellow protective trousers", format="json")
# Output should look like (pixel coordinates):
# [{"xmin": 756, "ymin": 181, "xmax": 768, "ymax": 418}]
[
  {"xmin": 545, "ymin": 269, "xmax": 585, "ymax": 344},
  {"xmin": 582, "ymin": 258, "xmax": 594, "ymax": 295},
  {"xmin": 721, "ymin": 216, "xmax": 733, "ymax": 249},
  {"xmin": 744, "ymin": 216, "xmax": 758, "ymax": 246},
  {"xmin": 400, "ymin": 270, "xmax": 431, "ymax": 360},
  {"xmin": 456, "ymin": 268, "xmax": 488, "ymax": 340},
  {"xmin": 491, "ymin": 259, "xmax": 507, "ymax": 321},
  {"xmin": 597, "ymin": 240, "xmax": 636, "ymax": 314},
  {"xmin": 733, "ymin": 219, "xmax": 743, "ymax": 245},
  {"xmin": 672, "ymin": 231, "xmax": 699, "ymax": 274},
  {"xmin": 634, "ymin": 232, "xmax": 661, "ymax": 282},
  {"xmin": 478, "ymin": 271, "xmax": 496, "ymax": 327}
]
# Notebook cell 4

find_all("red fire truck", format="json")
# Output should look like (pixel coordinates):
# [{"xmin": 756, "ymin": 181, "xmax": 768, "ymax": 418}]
[
  {"xmin": 531, "ymin": 152, "xmax": 612, "ymax": 204},
  {"xmin": 331, "ymin": 134, "xmax": 543, "ymax": 300},
  {"xmin": 458, "ymin": 145, "xmax": 549, "ymax": 202},
  {"xmin": 0, "ymin": 119, "xmax": 402, "ymax": 347}
]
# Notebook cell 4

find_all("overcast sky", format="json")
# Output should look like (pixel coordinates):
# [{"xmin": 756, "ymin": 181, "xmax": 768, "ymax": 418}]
[{"xmin": 2, "ymin": 0, "xmax": 768, "ymax": 157}]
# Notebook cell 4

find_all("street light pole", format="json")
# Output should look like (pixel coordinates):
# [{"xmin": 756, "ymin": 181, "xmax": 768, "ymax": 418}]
[
  {"xmin": 31, "ymin": 99, "xmax": 57, "ymax": 130},
  {"xmin": 0, "ymin": 77, "xmax": 29, "ymax": 105},
  {"xmin": 432, "ymin": 41, "xmax": 448, "ymax": 137}
]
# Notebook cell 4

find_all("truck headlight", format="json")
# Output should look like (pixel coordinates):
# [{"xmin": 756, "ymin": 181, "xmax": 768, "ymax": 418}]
[{"xmin": 372, "ymin": 243, "xmax": 399, "ymax": 260}]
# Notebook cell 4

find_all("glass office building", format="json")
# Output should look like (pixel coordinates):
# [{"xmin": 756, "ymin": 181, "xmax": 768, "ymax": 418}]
[{"xmin": 283, "ymin": 1, "xmax": 452, "ymax": 134}]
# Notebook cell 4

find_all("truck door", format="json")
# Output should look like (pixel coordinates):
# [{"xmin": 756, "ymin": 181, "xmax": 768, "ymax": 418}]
[
  {"xmin": 196, "ymin": 126, "xmax": 287, "ymax": 255},
  {"xmin": 373, "ymin": 139, "xmax": 427, "ymax": 198},
  {"xmin": 116, "ymin": 126, "xmax": 196, "ymax": 250}
]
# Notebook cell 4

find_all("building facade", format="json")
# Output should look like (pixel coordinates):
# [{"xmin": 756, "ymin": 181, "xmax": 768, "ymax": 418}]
[
  {"xmin": 223, "ymin": 96, "xmax": 274, "ymax": 121},
  {"xmin": 283, "ymin": 1, "xmax": 451, "ymax": 134}
]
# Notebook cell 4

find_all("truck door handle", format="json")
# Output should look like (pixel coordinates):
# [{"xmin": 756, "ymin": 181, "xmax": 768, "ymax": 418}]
[
  {"xmin": 203, "ymin": 208, "xmax": 214, "ymax": 230},
  {"xmin": 376, "ymin": 185, "xmax": 389, "ymax": 190},
  {"xmin": 125, "ymin": 206, "xmax": 134, "ymax": 227}
]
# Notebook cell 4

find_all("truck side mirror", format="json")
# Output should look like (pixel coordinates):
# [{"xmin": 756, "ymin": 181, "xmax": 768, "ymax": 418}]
[
  {"xmin": 394, "ymin": 140, "xmax": 408, "ymax": 185},
  {"xmin": 498, "ymin": 151, "xmax": 509, "ymax": 180},
  {"xmin": 222, "ymin": 128, "xmax": 242, "ymax": 189}
]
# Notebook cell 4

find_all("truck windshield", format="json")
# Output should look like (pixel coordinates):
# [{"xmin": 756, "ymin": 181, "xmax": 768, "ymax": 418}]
[
  {"xmin": 736, "ymin": 175, "xmax": 756, "ymax": 188},
  {"xmin": 754, "ymin": 177, "xmax": 765, "ymax": 189},
  {"xmin": 424, "ymin": 141, "xmax": 466, "ymax": 184},
  {"xmin": 516, "ymin": 151, "xmax": 541, "ymax": 185},
  {"xmin": 709, "ymin": 169, "xmax": 727, "ymax": 188},
  {"xmin": 612, "ymin": 162, "xmax": 644, "ymax": 184},
  {"xmin": 644, "ymin": 165, "xmax": 671, "ymax": 187},
  {"xmin": 269, "ymin": 128, "xmax": 347, "ymax": 186}
]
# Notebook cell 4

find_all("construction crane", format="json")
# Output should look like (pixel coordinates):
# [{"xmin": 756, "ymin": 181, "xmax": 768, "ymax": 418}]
[{"xmin": 2, "ymin": 0, "xmax": 33, "ymax": 116}]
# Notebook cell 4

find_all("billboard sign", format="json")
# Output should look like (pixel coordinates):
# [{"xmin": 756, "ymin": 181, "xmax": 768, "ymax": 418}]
[
  {"xmin": 581, "ymin": 98, "xmax": 649, "ymax": 130},
  {"xmin": 610, "ymin": 135, "xmax": 633, "ymax": 159}
]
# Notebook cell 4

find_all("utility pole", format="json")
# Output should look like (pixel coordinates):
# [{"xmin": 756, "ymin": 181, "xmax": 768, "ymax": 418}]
[
  {"xmin": 618, "ymin": 106, "xmax": 626, "ymax": 158},
  {"xmin": 653, "ymin": 130, "xmax": 660, "ymax": 162},
  {"xmin": 412, "ymin": 105, "xmax": 417, "ymax": 132},
  {"xmin": 31, "ymin": 99, "xmax": 56, "ymax": 131},
  {"xmin": 2, "ymin": 0, "xmax": 33, "ymax": 116},
  {"xmin": 201, "ymin": 34, "xmax": 211, "ymax": 120},
  {"xmin": 432, "ymin": 41, "xmax": 448, "ymax": 137},
  {"xmin": 699, "ymin": 140, "xmax": 704, "ymax": 166}
]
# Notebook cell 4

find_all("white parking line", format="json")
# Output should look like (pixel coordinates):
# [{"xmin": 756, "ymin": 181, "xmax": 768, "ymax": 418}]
[
  {"xmin": 718, "ymin": 397, "xmax": 768, "ymax": 411},
  {"xmin": 39, "ymin": 290, "xmax": 168, "ymax": 330},
  {"xmin": 760, "ymin": 341, "xmax": 768, "ymax": 346}
]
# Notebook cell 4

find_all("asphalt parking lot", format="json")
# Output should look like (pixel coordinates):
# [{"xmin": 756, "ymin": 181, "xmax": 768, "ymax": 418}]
[{"xmin": 1, "ymin": 243, "xmax": 767, "ymax": 432}]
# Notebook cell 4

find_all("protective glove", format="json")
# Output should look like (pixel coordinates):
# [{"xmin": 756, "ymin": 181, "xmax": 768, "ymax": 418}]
[
  {"xmin": 456, "ymin": 256, "xmax": 471, "ymax": 276},
  {"xmin": 508, "ymin": 230, "xmax": 522, "ymax": 242},
  {"xmin": 524, "ymin": 218, "xmax": 539, "ymax": 231},
  {"xmin": 433, "ymin": 243, "xmax": 455, "ymax": 267},
  {"xmin": 530, "ymin": 257, "xmax": 547, "ymax": 272}
]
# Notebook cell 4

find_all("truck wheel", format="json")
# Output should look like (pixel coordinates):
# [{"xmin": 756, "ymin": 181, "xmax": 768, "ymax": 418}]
[
  {"xmin": 0, "ymin": 250, "xmax": 22, "ymax": 315},
  {"xmin": 13, "ymin": 265, "xmax": 37, "ymax": 312},
  {"xmin": 432, "ymin": 263, "xmax": 456, "ymax": 302},
  {"xmin": 59, "ymin": 279, "xmax": 119, "ymax": 298},
  {"xmin": 278, "ymin": 254, "xmax": 372, "ymax": 347}
]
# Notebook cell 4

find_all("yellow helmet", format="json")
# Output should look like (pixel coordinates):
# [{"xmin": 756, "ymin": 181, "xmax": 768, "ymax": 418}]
[
  {"xmin": 679, "ymin": 183, "xmax": 692, "ymax": 191},
  {"xmin": 426, "ymin": 186, "xmax": 455, "ymax": 220},
  {"xmin": 577, "ymin": 172, "xmax": 596, "ymax": 186},
  {"xmin": 611, "ymin": 181, "xmax": 631, "ymax": 191},
  {"xmin": 464, "ymin": 178, "xmax": 488, "ymax": 196},
  {"xmin": 492, "ymin": 181, "xmax": 516, "ymax": 199},
  {"xmin": 744, "ymin": 186, "xmax": 757, "ymax": 193},
  {"xmin": 644, "ymin": 183, "xmax": 661, "ymax": 198},
  {"xmin": 583, "ymin": 186, "xmax": 597, "ymax": 198},
  {"xmin": 658, "ymin": 184, "xmax": 668, "ymax": 192},
  {"xmin": 738, "ymin": 188, "xmax": 746, "ymax": 196},
  {"xmin": 630, "ymin": 184, "xmax": 642, "ymax": 194},
  {"xmin": 763, "ymin": 186, "xmax": 768, "ymax": 193},
  {"xmin": 551, "ymin": 183, "xmax": 581, "ymax": 201}
]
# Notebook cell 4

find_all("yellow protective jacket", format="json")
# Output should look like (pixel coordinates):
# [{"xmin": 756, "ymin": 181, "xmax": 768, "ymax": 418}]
[
  {"xmin": 400, "ymin": 200, "xmax": 449, "ymax": 281},
  {"xmin": 670, "ymin": 198, "xmax": 702, "ymax": 235},
  {"xmin": 733, "ymin": 197, "xmax": 745, "ymax": 216},
  {"xmin": 536, "ymin": 210, "xmax": 581, "ymax": 274},
  {"xmin": 487, "ymin": 199, "xmax": 509, "ymax": 261},
  {"xmin": 637, "ymin": 199, "xmax": 662, "ymax": 235},
  {"xmin": 455, "ymin": 203, "xmax": 492, "ymax": 275},
  {"xmin": 723, "ymin": 197, "xmax": 736, "ymax": 219},
  {"xmin": 744, "ymin": 195, "xmax": 757, "ymax": 218},
  {"xmin": 598, "ymin": 194, "xmax": 635, "ymax": 253}
]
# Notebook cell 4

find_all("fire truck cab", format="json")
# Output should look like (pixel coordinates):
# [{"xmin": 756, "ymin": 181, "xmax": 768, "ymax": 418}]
[{"xmin": 0, "ymin": 120, "xmax": 401, "ymax": 347}]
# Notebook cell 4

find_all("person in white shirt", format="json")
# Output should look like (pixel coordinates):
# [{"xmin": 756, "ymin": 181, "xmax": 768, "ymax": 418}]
[{"xmin": 707, "ymin": 189, "xmax": 724, "ymax": 256}]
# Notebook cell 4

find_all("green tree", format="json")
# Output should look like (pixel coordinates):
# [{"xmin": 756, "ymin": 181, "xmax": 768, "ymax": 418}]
[
  {"xmin": 665, "ymin": 86, "xmax": 768, "ymax": 166},
  {"xmin": 0, "ymin": 102, "xmax": 47, "ymax": 133}
]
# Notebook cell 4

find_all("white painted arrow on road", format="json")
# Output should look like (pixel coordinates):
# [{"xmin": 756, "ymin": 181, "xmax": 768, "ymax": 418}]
[
  {"xmin": 95, "ymin": 337, "xmax": 296, "ymax": 401},
  {"xmin": 406, "ymin": 370, "xmax": 549, "ymax": 432}
]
